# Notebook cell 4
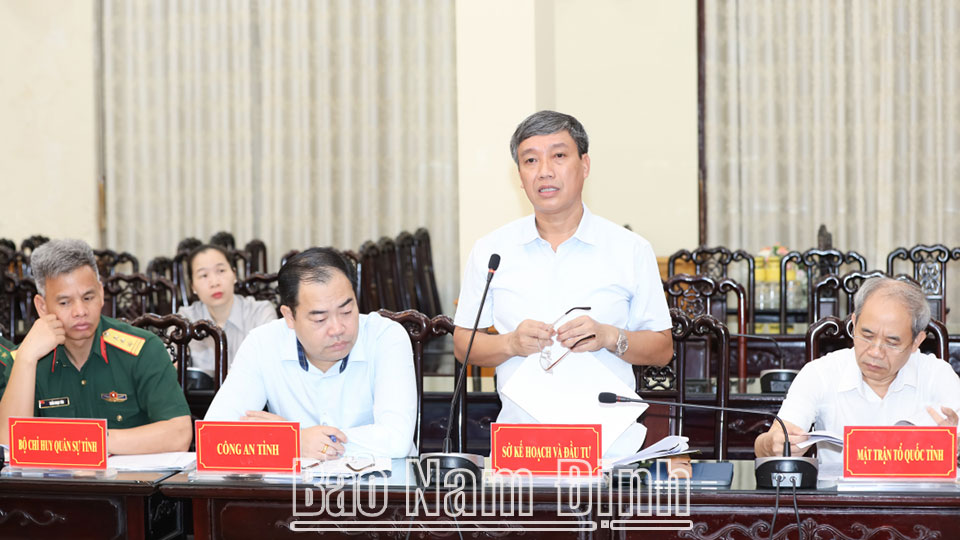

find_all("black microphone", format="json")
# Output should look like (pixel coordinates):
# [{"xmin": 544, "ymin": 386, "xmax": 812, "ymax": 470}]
[
  {"xmin": 597, "ymin": 392, "xmax": 817, "ymax": 488},
  {"xmin": 418, "ymin": 253, "xmax": 500, "ymax": 486}
]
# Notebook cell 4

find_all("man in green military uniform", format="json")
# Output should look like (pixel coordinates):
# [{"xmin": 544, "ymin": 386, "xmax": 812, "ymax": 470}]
[{"xmin": 0, "ymin": 239, "xmax": 191, "ymax": 454}]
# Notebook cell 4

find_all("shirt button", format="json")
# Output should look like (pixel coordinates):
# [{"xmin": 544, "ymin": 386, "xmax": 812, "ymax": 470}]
[
  {"xmin": 116, "ymin": 415, "xmax": 123, "ymax": 422},
  {"xmin": 81, "ymin": 380, "xmax": 87, "ymax": 386}
]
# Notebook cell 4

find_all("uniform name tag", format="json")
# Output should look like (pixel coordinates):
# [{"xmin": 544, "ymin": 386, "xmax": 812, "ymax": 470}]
[{"xmin": 38, "ymin": 397, "xmax": 70, "ymax": 409}]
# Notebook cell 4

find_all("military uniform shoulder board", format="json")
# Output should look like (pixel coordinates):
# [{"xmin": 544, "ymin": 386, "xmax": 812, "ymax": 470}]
[{"xmin": 102, "ymin": 328, "xmax": 146, "ymax": 356}]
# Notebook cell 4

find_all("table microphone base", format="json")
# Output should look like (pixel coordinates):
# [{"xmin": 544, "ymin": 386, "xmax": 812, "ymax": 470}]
[
  {"xmin": 417, "ymin": 452, "xmax": 484, "ymax": 487},
  {"xmin": 755, "ymin": 456, "xmax": 818, "ymax": 489},
  {"xmin": 759, "ymin": 369, "xmax": 799, "ymax": 393}
]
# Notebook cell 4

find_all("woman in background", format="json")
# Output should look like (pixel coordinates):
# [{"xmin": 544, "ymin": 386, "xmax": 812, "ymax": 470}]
[{"xmin": 178, "ymin": 244, "xmax": 276, "ymax": 381}]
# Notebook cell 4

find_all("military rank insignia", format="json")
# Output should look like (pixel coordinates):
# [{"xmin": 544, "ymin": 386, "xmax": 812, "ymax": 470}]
[
  {"xmin": 102, "ymin": 328, "xmax": 146, "ymax": 356},
  {"xmin": 101, "ymin": 391, "xmax": 128, "ymax": 403}
]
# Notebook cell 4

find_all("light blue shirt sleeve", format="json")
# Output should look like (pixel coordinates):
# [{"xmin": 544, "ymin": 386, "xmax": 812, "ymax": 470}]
[
  {"xmin": 203, "ymin": 332, "xmax": 268, "ymax": 420},
  {"xmin": 342, "ymin": 319, "xmax": 418, "ymax": 458},
  {"xmin": 627, "ymin": 241, "xmax": 673, "ymax": 332},
  {"xmin": 453, "ymin": 242, "xmax": 492, "ymax": 329}
]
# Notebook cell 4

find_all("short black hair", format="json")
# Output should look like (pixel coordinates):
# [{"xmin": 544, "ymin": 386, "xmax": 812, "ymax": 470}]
[
  {"xmin": 187, "ymin": 244, "xmax": 233, "ymax": 278},
  {"xmin": 278, "ymin": 247, "xmax": 357, "ymax": 314}
]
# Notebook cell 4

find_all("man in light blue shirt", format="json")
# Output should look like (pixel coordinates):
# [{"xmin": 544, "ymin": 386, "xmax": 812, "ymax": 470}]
[{"xmin": 204, "ymin": 248, "xmax": 417, "ymax": 459}]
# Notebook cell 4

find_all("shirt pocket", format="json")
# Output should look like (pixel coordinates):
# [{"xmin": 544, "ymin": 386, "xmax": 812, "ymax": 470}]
[{"xmin": 99, "ymin": 399, "xmax": 144, "ymax": 428}]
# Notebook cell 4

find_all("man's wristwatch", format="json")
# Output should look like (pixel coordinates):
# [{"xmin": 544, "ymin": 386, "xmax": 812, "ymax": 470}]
[{"xmin": 614, "ymin": 328, "xmax": 629, "ymax": 357}]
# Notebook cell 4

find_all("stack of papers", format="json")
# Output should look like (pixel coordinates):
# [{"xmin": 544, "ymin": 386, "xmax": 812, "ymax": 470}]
[
  {"xmin": 107, "ymin": 452, "xmax": 196, "ymax": 471},
  {"xmin": 606, "ymin": 435, "xmax": 693, "ymax": 468},
  {"xmin": 796, "ymin": 430, "xmax": 842, "ymax": 449}
]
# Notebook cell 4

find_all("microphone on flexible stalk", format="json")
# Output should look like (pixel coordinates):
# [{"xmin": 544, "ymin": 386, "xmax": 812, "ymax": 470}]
[
  {"xmin": 417, "ymin": 254, "xmax": 500, "ymax": 486},
  {"xmin": 597, "ymin": 392, "xmax": 817, "ymax": 488}
]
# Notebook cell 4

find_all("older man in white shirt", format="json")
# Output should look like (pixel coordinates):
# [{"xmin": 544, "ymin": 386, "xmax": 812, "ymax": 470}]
[
  {"xmin": 205, "ymin": 248, "xmax": 417, "ymax": 460},
  {"xmin": 755, "ymin": 277, "xmax": 960, "ymax": 466}
]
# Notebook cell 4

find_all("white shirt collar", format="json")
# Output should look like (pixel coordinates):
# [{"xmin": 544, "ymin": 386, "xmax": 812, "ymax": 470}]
[
  {"xmin": 517, "ymin": 203, "xmax": 598, "ymax": 246},
  {"xmin": 837, "ymin": 348, "xmax": 920, "ymax": 396}
]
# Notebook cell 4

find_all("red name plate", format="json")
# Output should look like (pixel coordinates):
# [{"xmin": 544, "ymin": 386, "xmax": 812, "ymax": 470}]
[
  {"xmin": 8, "ymin": 417, "xmax": 107, "ymax": 470},
  {"xmin": 843, "ymin": 426, "xmax": 957, "ymax": 479},
  {"xmin": 491, "ymin": 423, "xmax": 601, "ymax": 476},
  {"xmin": 196, "ymin": 421, "xmax": 301, "ymax": 473}
]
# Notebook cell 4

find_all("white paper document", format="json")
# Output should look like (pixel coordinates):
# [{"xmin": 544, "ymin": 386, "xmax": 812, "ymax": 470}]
[
  {"xmin": 796, "ymin": 430, "xmax": 843, "ymax": 449},
  {"xmin": 500, "ymin": 351, "xmax": 648, "ymax": 458},
  {"xmin": 606, "ymin": 435, "xmax": 692, "ymax": 468},
  {"xmin": 107, "ymin": 452, "xmax": 196, "ymax": 471}
]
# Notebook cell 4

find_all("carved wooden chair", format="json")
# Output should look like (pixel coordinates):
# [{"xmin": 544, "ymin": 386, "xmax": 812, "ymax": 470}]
[
  {"xmin": 374, "ymin": 237, "xmax": 406, "ymax": 312},
  {"xmin": 778, "ymin": 248, "xmax": 867, "ymax": 329},
  {"xmin": 168, "ymin": 250, "xmax": 194, "ymax": 307},
  {"xmin": 0, "ymin": 252, "xmax": 14, "ymax": 327},
  {"xmin": 805, "ymin": 315, "xmax": 949, "ymax": 365},
  {"xmin": 130, "ymin": 314, "xmax": 228, "ymax": 421},
  {"xmin": 0, "ymin": 245, "xmax": 14, "ymax": 272},
  {"xmin": 663, "ymin": 274, "xmax": 749, "ymax": 392},
  {"xmin": 378, "ymin": 310, "xmax": 456, "ymax": 451},
  {"xmin": 413, "ymin": 228, "xmax": 443, "ymax": 317},
  {"xmin": 359, "ymin": 241, "xmax": 383, "ymax": 313},
  {"xmin": 209, "ymin": 231, "xmax": 236, "ymax": 250},
  {"xmin": 93, "ymin": 249, "xmax": 140, "ymax": 277},
  {"xmin": 637, "ymin": 309, "xmax": 730, "ymax": 460},
  {"xmin": 235, "ymin": 272, "xmax": 281, "ymax": 317},
  {"xmin": 343, "ymin": 249, "xmax": 362, "ymax": 306},
  {"xmin": 146, "ymin": 256, "xmax": 174, "ymax": 281},
  {"xmin": 227, "ymin": 249, "xmax": 252, "ymax": 282},
  {"xmin": 886, "ymin": 244, "xmax": 960, "ymax": 323},
  {"xmin": 667, "ymin": 247, "xmax": 755, "ymax": 331},
  {"xmin": 395, "ymin": 231, "xmax": 421, "ymax": 312},
  {"xmin": 244, "ymin": 239, "xmax": 268, "ymax": 273},
  {"xmin": 176, "ymin": 237, "xmax": 202, "ymax": 254},
  {"xmin": 19, "ymin": 235, "xmax": 50, "ymax": 255},
  {"xmin": 102, "ymin": 273, "xmax": 178, "ymax": 320},
  {"xmin": 2, "ymin": 273, "xmax": 38, "ymax": 343},
  {"xmin": 810, "ymin": 271, "xmax": 919, "ymax": 324}
]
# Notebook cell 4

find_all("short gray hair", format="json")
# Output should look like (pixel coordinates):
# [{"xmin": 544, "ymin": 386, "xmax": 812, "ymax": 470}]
[
  {"xmin": 509, "ymin": 110, "xmax": 589, "ymax": 164},
  {"xmin": 853, "ymin": 277, "xmax": 931, "ymax": 338},
  {"xmin": 30, "ymin": 239, "xmax": 99, "ymax": 297}
]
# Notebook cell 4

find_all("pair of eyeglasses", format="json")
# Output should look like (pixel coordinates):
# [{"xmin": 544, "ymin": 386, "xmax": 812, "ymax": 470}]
[
  {"xmin": 302, "ymin": 453, "xmax": 375, "ymax": 472},
  {"xmin": 538, "ymin": 306, "xmax": 594, "ymax": 372},
  {"xmin": 853, "ymin": 332, "xmax": 906, "ymax": 354}
]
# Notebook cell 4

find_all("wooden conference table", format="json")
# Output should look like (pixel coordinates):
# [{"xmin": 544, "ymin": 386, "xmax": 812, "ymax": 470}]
[
  {"xmin": 0, "ymin": 470, "xmax": 182, "ymax": 540},
  {"xmin": 158, "ymin": 460, "xmax": 960, "ymax": 540}
]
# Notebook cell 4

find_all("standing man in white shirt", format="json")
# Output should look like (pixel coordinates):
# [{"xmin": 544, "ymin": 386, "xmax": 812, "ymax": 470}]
[
  {"xmin": 755, "ymin": 277, "xmax": 960, "ymax": 466},
  {"xmin": 453, "ymin": 110, "xmax": 674, "ymax": 456},
  {"xmin": 204, "ymin": 248, "xmax": 417, "ymax": 460}
]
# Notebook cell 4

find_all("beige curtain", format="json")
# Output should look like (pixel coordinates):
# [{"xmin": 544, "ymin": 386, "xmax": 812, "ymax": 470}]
[
  {"xmin": 705, "ymin": 0, "xmax": 960, "ymax": 269},
  {"xmin": 102, "ymin": 0, "xmax": 460, "ymax": 312}
]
